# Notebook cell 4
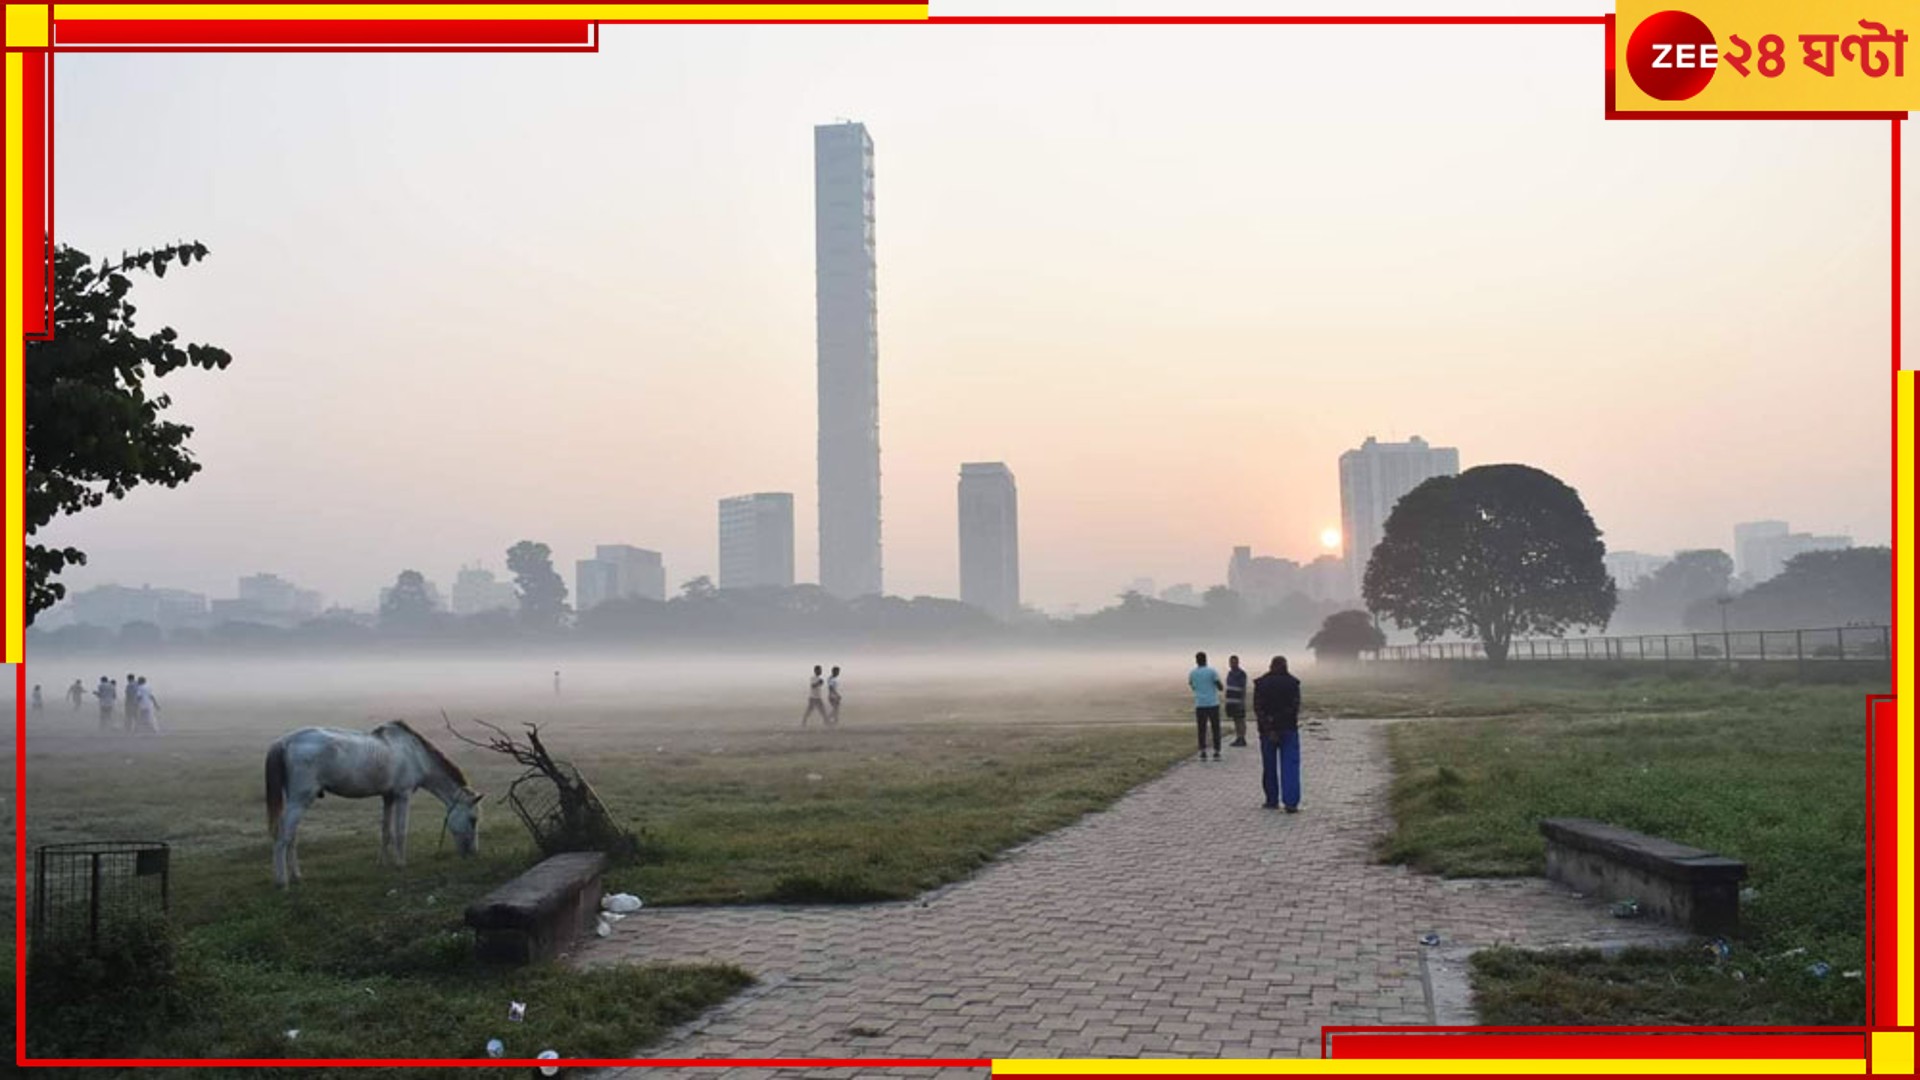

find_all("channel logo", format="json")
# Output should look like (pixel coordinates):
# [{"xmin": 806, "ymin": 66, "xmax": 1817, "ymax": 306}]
[{"xmin": 1626, "ymin": 10, "xmax": 1720, "ymax": 101}]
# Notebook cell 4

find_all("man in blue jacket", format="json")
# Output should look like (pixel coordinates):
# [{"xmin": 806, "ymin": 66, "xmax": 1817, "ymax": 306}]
[{"xmin": 1252, "ymin": 655, "xmax": 1303, "ymax": 811}]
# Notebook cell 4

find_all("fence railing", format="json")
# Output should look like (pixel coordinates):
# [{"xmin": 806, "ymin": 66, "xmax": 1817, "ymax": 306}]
[{"xmin": 1363, "ymin": 625, "xmax": 1891, "ymax": 665}]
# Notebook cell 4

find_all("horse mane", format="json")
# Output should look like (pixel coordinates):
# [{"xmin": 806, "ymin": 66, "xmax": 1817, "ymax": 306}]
[{"xmin": 381, "ymin": 719, "xmax": 469, "ymax": 787}]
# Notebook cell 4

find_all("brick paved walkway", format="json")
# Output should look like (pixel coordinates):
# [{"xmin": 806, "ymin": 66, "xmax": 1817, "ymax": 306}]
[{"xmin": 581, "ymin": 718, "xmax": 1682, "ymax": 1076}]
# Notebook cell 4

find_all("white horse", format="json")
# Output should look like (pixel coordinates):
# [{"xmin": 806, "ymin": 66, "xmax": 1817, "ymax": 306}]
[{"xmin": 265, "ymin": 720, "xmax": 484, "ymax": 888}]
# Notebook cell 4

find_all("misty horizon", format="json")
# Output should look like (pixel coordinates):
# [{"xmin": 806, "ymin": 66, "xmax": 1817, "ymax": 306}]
[{"xmin": 38, "ymin": 23, "xmax": 1898, "ymax": 617}]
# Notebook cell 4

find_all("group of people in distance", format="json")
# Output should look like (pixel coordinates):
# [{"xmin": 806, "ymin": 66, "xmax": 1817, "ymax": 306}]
[
  {"xmin": 800, "ymin": 664, "xmax": 845, "ymax": 726},
  {"xmin": 37, "ymin": 674, "xmax": 163, "ymax": 733},
  {"xmin": 1189, "ymin": 651, "xmax": 1303, "ymax": 813}
]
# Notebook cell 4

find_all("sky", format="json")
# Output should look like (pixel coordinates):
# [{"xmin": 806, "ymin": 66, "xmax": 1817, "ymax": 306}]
[{"xmin": 43, "ymin": 12, "xmax": 1906, "ymax": 615}]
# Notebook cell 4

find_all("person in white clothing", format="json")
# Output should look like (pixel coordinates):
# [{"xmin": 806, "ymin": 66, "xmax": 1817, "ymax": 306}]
[
  {"xmin": 800, "ymin": 665, "xmax": 830, "ymax": 727},
  {"xmin": 133, "ymin": 676, "xmax": 160, "ymax": 734},
  {"xmin": 826, "ymin": 666, "xmax": 843, "ymax": 726}
]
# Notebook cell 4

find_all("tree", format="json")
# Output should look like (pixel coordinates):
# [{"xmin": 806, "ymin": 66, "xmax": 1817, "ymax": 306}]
[
  {"xmin": 1363, "ymin": 464, "xmax": 1616, "ymax": 663},
  {"xmin": 24, "ymin": 242, "xmax": 233, "ymax": 621},
  {"xmin": 380, "ymin": 569, "xmax": 439, "ymax": 633},
  {"xmin": 1723, "ymin": 547, "xmax": 1890, "ymax": 630},
  {"xmin": 507, "ymin": 541, "xmax": 569, "ymax": 630},
  {"xmin": 1616, "ymin": 549, "xmax": 1733, "ymax": 632},
  {"xmin": 1201, "ymin": 585, "xmax": 1246, "ymax": 625},
  {"xmin": 1307, "ymin": 610, "xmax": 1385, "ymax": 662},
  {"xmin": 679, "ymin": 575, "xmax": 717, "ymax": 602}
]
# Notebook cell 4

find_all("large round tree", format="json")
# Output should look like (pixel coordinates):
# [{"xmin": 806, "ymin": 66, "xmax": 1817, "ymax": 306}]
[{"xmin": 1362, "ymin": 464, "xmax": 1616, "ymax": 663}]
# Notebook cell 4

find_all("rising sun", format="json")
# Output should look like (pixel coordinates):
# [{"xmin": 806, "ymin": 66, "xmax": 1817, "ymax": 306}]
[{"xmin": 1320, "ymin": 527, "xmax": 1342, "ymax": 550}]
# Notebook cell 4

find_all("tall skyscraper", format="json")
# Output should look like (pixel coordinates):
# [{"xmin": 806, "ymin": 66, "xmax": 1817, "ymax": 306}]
[
  {"xmin": 1338, "ymin": 435, "xmax": 1461, "ymax": 600},
  {"xmin": 574, "ymin": 544, "xmax": 665, "ymax": 612},
  {"xmin": 719, "ymin": 493, "xmax": 796, "ymax": 589},
  {"xmin": 957, "ymin": 462, "xmax": 1020, "ymax": 621},
  {"xmin": 815, "ymin": 120, "xmax": 882, "ymax": 599},
  {"xmin": 1734, "ymin": 522, "xmax": 1852, "ymax": 584},
  {"xmin": 1733, "ymin": 520, "xmax": 1790, "ymax": 581}
]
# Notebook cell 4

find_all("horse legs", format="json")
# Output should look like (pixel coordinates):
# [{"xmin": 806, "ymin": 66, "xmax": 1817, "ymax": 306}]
[
  {"xmin": 274, "ymin": 798, "xmax": 308, "ymax": 888},
  {"xmin": 380, "ymin": 794, "xmax": 397, "ymax": 865},
  {"xmin": 393, "ymin": 794, "xmax": 412, "ymax": 868}
]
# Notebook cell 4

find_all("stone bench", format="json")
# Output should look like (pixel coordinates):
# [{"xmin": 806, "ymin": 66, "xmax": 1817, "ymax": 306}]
[
  {"xmin": 1539, "ymin": 818, "xmax": 1746, "ymax": 932},
  {"xmin": 464, "ymin": 851, "xmax": 609, "ymax": 964}
]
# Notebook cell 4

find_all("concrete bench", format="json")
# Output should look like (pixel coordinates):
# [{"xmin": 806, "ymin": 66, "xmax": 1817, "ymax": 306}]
[
  {"xmin": 464, "ymin": 851, "xmax": 609, "ymax": 964},
  {"xmin": 1539, "ymin": 818, "xmax": 1746, "ymax": 932}
]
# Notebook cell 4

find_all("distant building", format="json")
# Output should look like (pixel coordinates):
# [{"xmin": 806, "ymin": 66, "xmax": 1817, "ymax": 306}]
[
  {"xmin": 575, "ymin": 544, "xmax": 666, "ymax": 612},
  {"xmin": 1126, "ymin": 577, "xmax": 1157, "ymax": 599},
  {"xmin": 719, "ymin": 493, "xmax": 796, "ymax": 590},
  {"xmin": 1604, "ymin": 550, "xmax": 1670, "ymax": 590},
  {"xmin": 1733, "ymin": 521, "xmax": 1790, "ymax": 581},
  {"xmin": 1740, "ymin": 526, "xmax": 1852, "ymax": 584},
  {"xmin": 957, "ymin": 463, "xmax": 1020, "ymax": 621},
  {"xmin": 51, "ymin": 583, "xmax": 209, "ymax": 630},
  {"xmin": 1302, "ymin": 555, "xmax": 1349, "ymax": 604},
  {"xmin": 450, "ymin": 565, "xmax": 517, "ymax": 615},
  {"xmin": 1228, "ymin": 546, "xmax": 1306, "ymax": 612},
  {"xmin": 238, "ymin": 573, "xmax": 323, "ymax": 618},
  {"xmin": 816, "ymin": 120, "xmax": 883, "ymax": 599},
  {"xmin": 1338, "ymin": 435, "xmax": 1459, "ymax": 600}
]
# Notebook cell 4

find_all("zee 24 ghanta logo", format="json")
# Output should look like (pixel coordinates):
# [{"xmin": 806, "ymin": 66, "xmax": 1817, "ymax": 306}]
[{"xmin": 1626, "ymin": 8, "xmax": 1908, "ymax": 101}]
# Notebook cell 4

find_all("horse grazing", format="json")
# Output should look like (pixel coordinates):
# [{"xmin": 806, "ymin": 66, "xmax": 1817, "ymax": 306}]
[{"xmin": 264, "ymin": 720, "xmax": 484, "ymax": 888}]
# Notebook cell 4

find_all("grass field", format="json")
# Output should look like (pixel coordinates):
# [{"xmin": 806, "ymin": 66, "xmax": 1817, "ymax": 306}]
[
  {"xmin": 7, "ymin": 656, "xmax": 1195, "ymax": 1071},
  {"xmin": 1352, "ymin": 665, "xmax": 1874, "ymax": 1026}
]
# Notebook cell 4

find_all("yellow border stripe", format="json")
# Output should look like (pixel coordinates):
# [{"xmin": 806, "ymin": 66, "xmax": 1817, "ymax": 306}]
[
  {"xmin": 53, "ymin": 4, "xmax": 926, "ymax": 21},
  {"xmin": 1899, "ymin": 368, "xmax": 1915, "ymax": 1028},
  {"xmin": 992, "ymin": 1060, "xmax": 1866, "ymax": 1075},
  {"xmin": 5, "ymin": 52, "xmax": 22, "ymax": 664}
]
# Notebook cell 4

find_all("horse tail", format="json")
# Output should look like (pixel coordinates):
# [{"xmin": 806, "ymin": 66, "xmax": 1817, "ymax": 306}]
[{"xmin": 266, "ymin": 741, "xmax": 288, "ymax": 839}]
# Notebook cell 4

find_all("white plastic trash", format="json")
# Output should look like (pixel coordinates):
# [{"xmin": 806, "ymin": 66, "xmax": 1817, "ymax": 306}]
[
  {"xmin": 538, "ymin": 1049, "xmax": 561, "ymax": 1076},
  {"xmin": 486, "ymin": 1038, "xmax": 504, "ymax": 1058},
  {"xmin": 595, "ymin": 918, "xmax": 612, "ymax": 938},
  {"xmin": 806, "ymin": 773, "xmax": 824, "ymax": 782},
  {"xmin": 602, "ymin": 893, "xmax": 643, "ymax": 913},
  {"xmin": 508, "ymin": 1001, "xmax": 527, "ymax": 1023},
  {"xmin": 285, "ymin": 1029, "xmax": 300, "ymax": 1040}
]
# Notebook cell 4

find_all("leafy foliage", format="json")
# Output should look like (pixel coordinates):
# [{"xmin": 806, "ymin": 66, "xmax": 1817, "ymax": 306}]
[
  {"xmin": 1362, "ymin": 464, "xmax": 1616, "ymax": 662},
  {"xmin": 1717, "ymin": 547, "xmax": 1890, "ymax": 630},
  {"xmin": 378, "ymin": 569, "xmax": 440, "ymax": 633},
  {"xmin": 24, "ymin": 242, "xmax": 233, "ymax": 621},
  {"xmin": 1614, "ymin": 549, "xmax": 1734, "ymax": 632},
  {"xmin": 506, "ymin": 540, "xmax": 569, "ymax": 629},
  {"xmin": 1307, "ymin": 609, "xmax": 1386, "ymax": 660}
]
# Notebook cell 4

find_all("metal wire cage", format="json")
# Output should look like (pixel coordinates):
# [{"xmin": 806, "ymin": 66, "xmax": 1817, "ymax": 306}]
[
  {"xmin": 506, "ymin": 763, "xmax": 623, "ymax": 857},
  {"xmin": 31, "ymin": 841, "xmax": 170, "ymax": 948}
]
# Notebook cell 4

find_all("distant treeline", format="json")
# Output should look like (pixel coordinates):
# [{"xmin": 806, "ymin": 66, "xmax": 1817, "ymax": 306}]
[{"xmin": 26, "ymin": 579, "xmax": 1351, "ymax": 656}]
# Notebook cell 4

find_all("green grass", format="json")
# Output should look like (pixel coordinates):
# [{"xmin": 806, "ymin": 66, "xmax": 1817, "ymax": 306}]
[
  {"xmin": 14, "ymin": 701, "xmax": 1192, "ymax": 1067},
  {"xmin": 1373, "ymin": 669, "xmax": 1872, "ymax": 1025}
]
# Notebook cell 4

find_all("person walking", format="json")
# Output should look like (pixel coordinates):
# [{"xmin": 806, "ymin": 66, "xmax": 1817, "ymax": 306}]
[
  {"xmin": 1188, "ymin": 651, "xmax": 1224, "ymax": 761},
  {"xmin": 553, "ymin": 670, "xmax": 562, "ymax": 697},
  {"xmin": 31, "ymin": 685, "xmax": 43, "ymax": 712},
  {"xmin": 123, "ymin": 671, "xmax": 138, "ymax": 731},
  {"xmin": 1224, "ymin": 655, "xmax": 1249, "ymax": 747},
  {"xmin": 67, "ymin": 679, "xmax": 85, "ymax": 711},
  {"xmin": 801, "ymin": 665, "xmax": 831, "ymax": 726},
  {"xmin": 826, "ymin": 666, "xmax": 843, "ymax": 726},
  {"xmin": 1253, "ymin": 655, "xmax": 1303, "ymax": 811},
  {"xmin": 133, "ymin": 676, "xmax": 161, "ymax": 734},
  {"xmin": 95, "ymin": 677, "xmax": 117, "ymax": 731}
]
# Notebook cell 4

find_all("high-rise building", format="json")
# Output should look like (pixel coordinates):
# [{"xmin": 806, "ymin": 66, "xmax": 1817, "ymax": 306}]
[
  {"xmin": 719, "ymin": 493, "xmax": 796, "ymax": 590},
  {"xmin": 1733, "ymin": 520, "xmax": 1790, "ymax": 581},
  {"xmin": 1338, "ymin": 435, "xmax": 1460, "ymax": 600},
  {"xmin": 574, "ymin": 544, "xmax": 666, "ymax": 612},
  {"xmin": 1603, "ymin": 550, "xmax": 1671, "ymax": 590},
  {"xmin": 957, "ymin": 463, "xmax": 1019, "ymax": 620},
  {"xmin": 238, "ymin": 573, "xmax": 323, "ymax": 618},
  {"xmin": 450, "ymin": 565, "xmax": 518, "ymax": 615},
  {"xmin": 815, "ymin": 120, "xmax": 883, "ymax": 599},
  {"xmin": 1739, "ymin": 525, "xmax": 1852, "ymax": 584},
  {"xmin": 1228, "ymin": 546, "xmax": 1306, "ymax": 612}
]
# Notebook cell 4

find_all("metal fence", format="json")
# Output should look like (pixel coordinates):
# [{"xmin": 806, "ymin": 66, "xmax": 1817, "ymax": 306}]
[
  {"xmin": 31, "ymin": 841, "xmax": 170, "ymax": 948},
  {"xmin": 1364, "ymin": 625, "xmax": 1891, "ymax": 665}
]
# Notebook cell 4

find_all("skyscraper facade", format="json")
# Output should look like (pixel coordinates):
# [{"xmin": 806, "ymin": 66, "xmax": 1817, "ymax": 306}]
[
  {"xmin": 574, "ymin": 544, "xmax": 665, "ymax": 612},
  {"xmin": 719, "ymin": 493, "xmax": 796, "ymax": 590},
  {"xmin": 815, "ymin": 120, "xmax": 883, "ymax": 599},
  {"xmin": 1338, "ymin": 435, "xmax": 1461, "ymax": 600},
  {"xmin": 957, "ymin": 462, "xmax": 1020, "ymax": 621}
]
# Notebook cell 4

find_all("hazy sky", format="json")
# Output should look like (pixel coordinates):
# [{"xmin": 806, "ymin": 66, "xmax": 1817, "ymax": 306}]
[{"xmin": 44, "ymin": 12, "xmax": 1906, "ymax": 614}]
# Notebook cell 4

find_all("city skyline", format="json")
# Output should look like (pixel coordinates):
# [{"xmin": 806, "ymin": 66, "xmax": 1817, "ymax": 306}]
[{"xmin": 36, "ymin": 25, "xmax": 1899, "ymax": 614}]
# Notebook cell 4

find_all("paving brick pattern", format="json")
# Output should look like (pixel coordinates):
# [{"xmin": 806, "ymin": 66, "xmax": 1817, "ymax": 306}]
[{"xmin": 582, "ymin": 719, "xmax": 1680, "ymax": 1078}]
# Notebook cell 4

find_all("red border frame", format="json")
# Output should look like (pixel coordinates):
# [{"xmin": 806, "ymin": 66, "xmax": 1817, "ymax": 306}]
[{"xmin": 8, "ymin": 6, "xmax": 1903, "ymax": 1071}]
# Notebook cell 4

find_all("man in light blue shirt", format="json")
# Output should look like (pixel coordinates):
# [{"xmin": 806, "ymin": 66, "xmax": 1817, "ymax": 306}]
[{"xmin": 1188, "ymin": 651, "xmax": 1224, "ymax": 761}]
